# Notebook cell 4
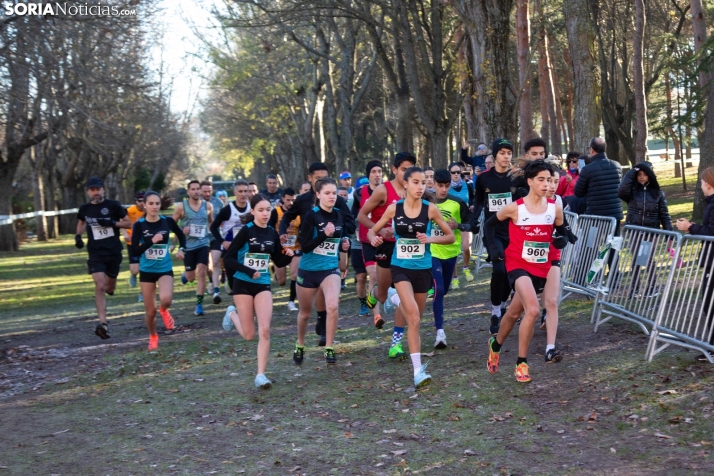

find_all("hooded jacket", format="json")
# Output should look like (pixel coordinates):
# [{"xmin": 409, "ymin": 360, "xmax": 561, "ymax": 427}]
[{"xmin": 617, "ymin": 162, "xmax": 672, "ymax": 231}]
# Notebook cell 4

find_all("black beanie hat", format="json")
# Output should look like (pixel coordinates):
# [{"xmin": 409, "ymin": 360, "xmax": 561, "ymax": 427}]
[
  {"xmin": 491, "ymin": 139, "xmax": 514, "ymax": 157},
  {"xmin": 365, "ymin": 160, "xmax": 382, "ymax": 176}
]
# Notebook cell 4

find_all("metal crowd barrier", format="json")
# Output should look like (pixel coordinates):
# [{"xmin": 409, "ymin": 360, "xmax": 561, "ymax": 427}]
[
  {"xmin": 647, "ymin": 235, "xmax": 714, "ymax": 362},
  {"xmin": 560, "ymin": 214, "xmax": 617, "ymax": 300},
  {"xmin": 471, "ymin": 211, "xmax": 492, "ymax": 272},
  {"xmin": 592, "ymin": 225, "xmax": 682, "ymax": 335},
  {"xmin": 558, "ymin": 211, "xmax": 579, "ymax": 301}
]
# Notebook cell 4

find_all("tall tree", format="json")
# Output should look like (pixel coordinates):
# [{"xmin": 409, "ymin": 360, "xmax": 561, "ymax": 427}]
[
  {"xmin": 634, "ymin": 0, "xmax": 648, "ymax": 163},
  {"xmin": 563, "ymin": 0, "xmax": 600, "ymax": 154},
  {"xmin": 516, "ymin": 0, "xmax": 534, "ymax": 147},
  {"xmin": 694, "ymin": 39, "xmax": 714, "ymax": 220},
  {"xmin": 690, "ymin": 0, "xmax": 709, "ymax": 89}
]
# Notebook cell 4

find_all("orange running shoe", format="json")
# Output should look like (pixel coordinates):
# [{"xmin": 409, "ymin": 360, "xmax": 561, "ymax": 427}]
[
  {"xmin": 148, "ymin": 334, "xmax": 159, "ymax": 351},
  {"xmin": 515, "ymin": 362, "xmax": 531, "ymax": 383},
  {"xmin": 159, "ymin": 307, "xmax": 174, "ymax": 331},
  {"xmin": 373, "ymin": 313, "xmax": 384, "ymax": 329},
  {"xmin": 487, "ymin": 337, "xmax": 500, "ymax": 374}
]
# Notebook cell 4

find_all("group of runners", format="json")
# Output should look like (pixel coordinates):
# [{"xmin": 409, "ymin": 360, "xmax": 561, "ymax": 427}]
[{"xmin": 74, "ymin": 138, "xmax": 581, "ymax": 389}]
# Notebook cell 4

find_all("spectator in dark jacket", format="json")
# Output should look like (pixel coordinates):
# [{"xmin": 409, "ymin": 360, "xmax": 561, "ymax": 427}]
[
  {"xmin": 676, "ymin": 167, "xmax": 714, "ymax": 353},
  {"xmin": 618, "ymin": 162, "xmax": 673, "ymax": 298},
  {"xmin": 618, "ymin": 162, "xmax": 672, "ymax": 231},
  {"xmin": 574, "ymin": 137, "xmax": 624, "ymax": 229}
]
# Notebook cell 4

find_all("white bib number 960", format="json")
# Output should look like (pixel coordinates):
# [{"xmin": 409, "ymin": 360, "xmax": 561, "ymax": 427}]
[
  {"xmin": 314, "ymin": 238, "xmax": 339, "ymax": 257},
  {"xmin": 244, "ymin": 253, "xmax": 269, "ymax": 272},
  {"xmin": 522, "ymin": 241, "xmax": 549, "ymax": 263},
  {"xmin": 396, "ymin": 238, "xmax": 425, "ymax": 260},
  {"xmin": 91, "ymin": 225, "xmax": 114, "ymax": 240},
  {"xmin": 488, "ymin": 193, "xmax": 512, "ymax": 212},
  {"xmin": 145, "ymin": 244, "xmax": 168, "ymax": 260}
]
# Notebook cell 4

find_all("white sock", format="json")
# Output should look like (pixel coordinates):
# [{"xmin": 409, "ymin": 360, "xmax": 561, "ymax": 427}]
[
  {"xmin": 390, "ymin": 291, "xmax": 401, "ymax": 307},
  {"xmin": 546, "ymin": 344, "xmax": 555, "ymax": 352},
  {"xmin": 501, "ymin": 301, "xmax": 508, "ymax": 308},
  {"xmin": 463, "ymin": 266, "xmax": 469, "ymax": 270},
  {"xmin": 410, "ymin": 353, "xmax": 422, "ymax": 375},
  {"xmin": 492, "ymin": 305, "xmax": 501, "ymax": 317}
]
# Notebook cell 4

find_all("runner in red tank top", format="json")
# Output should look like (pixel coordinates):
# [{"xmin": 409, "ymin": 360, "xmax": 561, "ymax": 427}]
[
  {"xmin": 357, "ymin": 152, "xmax": 415, "ymax": 358},
  {"xmin": 481, "ymin": 159, "xmax": 575, "ymax": 383}
]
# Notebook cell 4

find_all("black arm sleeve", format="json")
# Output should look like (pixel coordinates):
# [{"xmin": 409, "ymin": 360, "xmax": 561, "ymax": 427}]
[
  {"xmin": 336, "ymin": 196, "xmax": 355, "ymax": 235},
  {"xmin": 223, "ymin": 225, "xmax": 256, "ymax": 276},
  {"xmin": 279, "ymin": 197, "xmax": 302, "ymax": 235},
  {"xmin": 167, "ymin": 217, "xmax": 187, "ymax": 249},
  {"xmin": 483, "ymin": 214, "xmax": 506, "ymax": 261},
  {"xmin": 269, "ymin": 230, "xmax": 293, "ymax": 268},
  {"xmin": 299, "ymin": 212, "xmax": 329, "ymax": 254},
  {"xmin": 351, "ymin": 187, "xmax": 362, "ymax": 218},
  {"xmin": 468, "ymin": 183, "xmax": 475, "ymax": 207},
  {"xmin": 452, "ymin": 197, "xmax": 472, "ymax": 232},
  {"xmin": 555, "ymin": 214, "xmax": 578, "ymax": 244},
  {"xmin": 130, "ymin": 222, "xmax": 145, "ymax": 256},
  {"xmin": 470, "ymin": 179, "xmax": 486, "ymax": 232},
  {"xmin": 210, "ymin": 205, "xmax": 231, "ymax": 241},
  {"xmin": 268, "ymin": 208, "xmax": 278, "ymax": 229}
]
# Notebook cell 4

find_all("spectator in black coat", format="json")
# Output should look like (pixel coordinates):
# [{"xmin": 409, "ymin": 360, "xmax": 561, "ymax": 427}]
[
  {"xmin": 574, "ymin": 137, "xmax": 624, "ymax": 231},
  {"xmin": 618, "ymin": 162, "xmax": 673, "ymax": 231}
]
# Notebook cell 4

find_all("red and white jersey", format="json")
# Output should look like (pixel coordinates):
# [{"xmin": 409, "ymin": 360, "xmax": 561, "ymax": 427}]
[
  {"xmin": 505, "ymin": 198, "xmax": 556, "ymax": 278},
  {"xmin": 369, "ymin": 181, "xmax": 401, "ymax": 243}
]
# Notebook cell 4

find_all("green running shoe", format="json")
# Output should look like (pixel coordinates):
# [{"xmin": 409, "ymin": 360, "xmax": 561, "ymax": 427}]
[
  {"xmin": 293, "ymin": 342, "xmax": 305, "ymax": 365},
  {"xmin": 366, "ymin": 286, "xmax": 378, "ymax": 309},
  {"xmin": 388, "ymin": 342, "xmax": 406, "ymax": 360}
]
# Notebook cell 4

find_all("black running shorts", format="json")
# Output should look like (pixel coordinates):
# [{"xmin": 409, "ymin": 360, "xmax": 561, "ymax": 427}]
[
  {"xmin": 296, "ymin": 268, "xmax": 340, "ymax": 289},
  {"xmin": 232, "ymin": 279, "xmax": 271, "ymax": 297},
  {"xmin": 87, "ymin": 253, "xmax": 122, "ymax": 279},
  {"xmin": 507, "ymin": 269, "xmax": 548, "ymax": 295},
  {"xmin": 140, "ymin": 270, "xmax": 174, "ymax": 283},
  {"xmin": 184, "ymin": 246, "xmax": 209, "ymax": 271},
  {"xmin": 351, "ymin": 248, "xmax": 366, "ymax": 275},
  {"xmin": 375, "ymin": 241, "xmax": 396, "ymax": 269},
  {"xmin": 391, "ymin": 266, "xmax": 432, "ymax": 294}
]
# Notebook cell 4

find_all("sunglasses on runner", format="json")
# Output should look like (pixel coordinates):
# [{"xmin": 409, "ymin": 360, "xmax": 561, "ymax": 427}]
[{"xmin": 450, "ymin": 170, "xmax": 461, "ymax": 175}]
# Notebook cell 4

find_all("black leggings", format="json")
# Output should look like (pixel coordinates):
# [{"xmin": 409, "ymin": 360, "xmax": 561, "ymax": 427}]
[{"xmin": 485, "ymin": 235, "xmax": 511, "ymax": 306}]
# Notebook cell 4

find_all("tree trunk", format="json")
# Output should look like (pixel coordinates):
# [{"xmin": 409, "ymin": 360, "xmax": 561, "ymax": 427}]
[
  {"xmin": 537, "ymin": 46, "xmax": 551, "ymax": 143},
  {"xmin": 563, "ymin": 0, "xmax": 601, "ymax": 154},
  {"xmin": 562, "ymin": 46, "xmax": 577, "ymax": 151},
  {"xmin": 694, "ymin": 49, "xmax": 714, "ymax": 220},
  {"xmin": 690, "ymin": 0, "xmax": 709, "ymax": 89},
  {"xmin": 516, "ymin": 0, "xmax": 534, "ymax": 147},
  {"xmin": 0, "ymin": 168, "xmax": 19, "ymax": 252},
  {"xmin": 30, "ymin": 145, "xmax": 47, "ymax": 241},
  {"xmin": 633, "ymin": 0, "xmax": 648, "ymax": 163}
]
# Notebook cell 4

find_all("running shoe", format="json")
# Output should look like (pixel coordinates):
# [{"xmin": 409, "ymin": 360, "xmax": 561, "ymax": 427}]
[
  {"xmin": 451, "ymin": 278, "xmax": 460, "ymax": 290},
  {"xmin": 539, "ymin": 309, "xmax": 547, "ymax": 330},
  {"xmin": 315, "ymin": 314, "xmax": 326, "ymax": 336},
  {"xmin": 427, "ymin": 287, "xmax": 434, "ymax": 299},
  {"xmin": 287, "ymin": 301, "xmax": 299, "ymax": 312},
  {"xmin": 373, "ymin": 313, "xmax": 385, "ymax": 330},
  {"xmin": 158, "ymin": 307, "xmax": 175, "ymax": 331},
  {"xmin": 138, "ymin": 294, "xmax": 143, "ymax": 303},
  {"xmin": 222, "ymin": 306, "xmax": 236, "ymax": 332},
  {"xmin": 129, "ymin": 273, "xmax": 137, "ymax": 288},
  {"xmin": 384, "ymin": 287, "xmax": 398, "ymax": 315},
  {"xmin": 95, "ymin": 323, "xmax": 110, "ymax": 340},
  {"xmin": 318, "ymin": 334, "xmax": 326, "ymax": 347},
  {"xmin": 366, "ymin": 286, "xmax": 378, "ymax": 309},
  {"xmin": 463, "ymin": 268, "xmax": 474, "ymax": 282},
  {"xmin": 194, "ymin": 304, "xmax": 204, "ymax": 316},
  {"xmin": 414, "ymin": 363, "xmax": 432, "ymax": 388},
  {"xmin": 254, "ymin": 374, "xmax": 272, "ymax": 389},
  {"xmin": 324, "ymin": 347, "xmax": 337, "ymax": 364},
  {"xmin": 515, "ymin": 362, "xmax": 532, "ymax": 383},
  {"xmin": 434, "ymin": 329, "xmax": 447, "ymax": 349},
  {"xmin": 293, "ymin": 342, "xmax": 305, "ymax": 365},
  {"xmin": 489, "ymin": 315, "xmax": 501, "ymax": 335},
  {"xmin": 181, "ymin": 272, "xmax": 188, "ymax": 285},
  {"xmin": 487, "ymin": 337, "xmax": 500, "ymax": 373},
  {"xmin": 148, "ymin": 334, "xmax": 159, "ymax": 351},
  {"xmin": 359, "ymin": 303, "xmax": 370, "ymax": 316},
  {"xmin": 388, "ymin": 342, "xmax": 406, "ymax": 360},
  {"xmin": 212, "ymin": 292, "xmax": 221, "ymax": 305},
  {"xmin": 545, "ymin": 347, "xmax": 563, "ymax": 363}
]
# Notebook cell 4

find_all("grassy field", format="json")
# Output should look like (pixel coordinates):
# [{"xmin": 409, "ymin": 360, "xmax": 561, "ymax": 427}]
[{"xmin": 1, "ymin": 234, "xmax": 713, "ymax": 475}]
